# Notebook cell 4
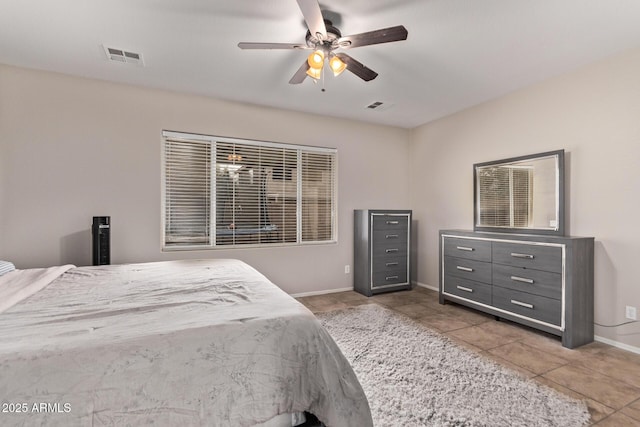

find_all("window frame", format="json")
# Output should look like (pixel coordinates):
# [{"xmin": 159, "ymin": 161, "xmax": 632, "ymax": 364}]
[{"xmin": 161, "ymin": 130, "xmax": 338, "ymax": 251}]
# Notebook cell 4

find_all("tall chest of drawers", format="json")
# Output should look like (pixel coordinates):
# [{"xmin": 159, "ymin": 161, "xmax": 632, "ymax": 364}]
[
  {"xmin": 439, "ymin": 230, "xmax": 594, "ymax": 348},
  {"xmin": 354, "ymin": 210, "xmax": 412, "ymax": 296}
]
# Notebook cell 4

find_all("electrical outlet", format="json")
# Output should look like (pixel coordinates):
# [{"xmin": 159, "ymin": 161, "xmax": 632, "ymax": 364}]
[
  {"xmin": 626, "ymin": 306, "xmax": 637, "ymax": 321},
  {"xmin": 344, "ymin": 265, "xmax": 350, "ymax": 274}
]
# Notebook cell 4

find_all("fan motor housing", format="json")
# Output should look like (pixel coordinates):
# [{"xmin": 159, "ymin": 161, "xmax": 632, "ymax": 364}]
[{"xmin": 305, "ymin": 20, "xmax": 342, "ymax": 50}]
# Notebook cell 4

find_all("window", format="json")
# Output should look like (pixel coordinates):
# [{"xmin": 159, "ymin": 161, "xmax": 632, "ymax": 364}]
[
  {"xmin": 477, "ymin": 166, "xmax": 532, "ymax": 228},
  {"xmin": 162, "ymin": 131, "xmax": 337, "ymax": 249}
]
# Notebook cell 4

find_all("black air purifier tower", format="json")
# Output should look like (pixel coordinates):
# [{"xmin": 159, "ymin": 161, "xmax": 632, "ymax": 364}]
[{"xmin": 92, "ymin": 216, "xmax": 110, "ymax": 265}]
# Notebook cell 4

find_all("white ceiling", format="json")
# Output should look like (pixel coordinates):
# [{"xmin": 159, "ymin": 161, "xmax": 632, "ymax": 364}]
[{"xmin": 2, "ymin": 0, "xmax": 640, "ymax": 128}]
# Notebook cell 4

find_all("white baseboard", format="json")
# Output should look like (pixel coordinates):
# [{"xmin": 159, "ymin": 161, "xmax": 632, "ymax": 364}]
[
  {"xmin": 414, "ymin": 281, "xmax": 439, "ymax": 292},
  {"xmin": 291, "ymin": 282, "xmax": 438, "ymax": 298},
  {"xmin": 594, "ymin": 335, "xmax": 640, "ymax": 355},
  {"xmin": 290, "ymin": 287, "xmax": 352, "ymax": 298}
]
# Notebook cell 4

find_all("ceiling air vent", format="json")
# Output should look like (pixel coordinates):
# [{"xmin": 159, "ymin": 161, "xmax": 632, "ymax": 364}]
[
  {"xmin": 365, "ymin": 101, "xmax": 395, "ymax": 112},
  {"xmin": 103, "ymin": 45, "xmax": 144, "ymax": 66}
]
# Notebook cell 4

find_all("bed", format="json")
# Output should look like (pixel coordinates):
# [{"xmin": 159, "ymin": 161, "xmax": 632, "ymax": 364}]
[{"xmin": 0, "ymin": 259, "xmax": 372, "ymax": 426}]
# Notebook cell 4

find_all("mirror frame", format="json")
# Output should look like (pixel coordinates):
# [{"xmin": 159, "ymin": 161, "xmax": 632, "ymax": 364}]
[{"xmin": 473, "ymin": 149, "xmax": 565, "ymax": 236}]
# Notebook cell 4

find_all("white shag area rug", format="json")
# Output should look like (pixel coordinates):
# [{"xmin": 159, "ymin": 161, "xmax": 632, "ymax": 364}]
[{"xmin": 317, "ymin": 304, "xmax": 590, "ymax": 427}]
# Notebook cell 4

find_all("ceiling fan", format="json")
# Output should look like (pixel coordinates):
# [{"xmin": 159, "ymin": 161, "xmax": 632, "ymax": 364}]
[{"xmin": 238, "ymin": 0, "xmax": 408, "ymax": 84}]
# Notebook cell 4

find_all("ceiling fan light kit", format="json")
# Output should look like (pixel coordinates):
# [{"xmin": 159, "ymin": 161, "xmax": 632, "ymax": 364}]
[
  {"xmin": 306, "ymin": 49, "xmax": 325, "ymax": 79},
  {"xmin": 304, "ymin": 50, "xmax": 346, "ymax": 80},
  {"xmin": 329, "ymin": 55, "xmax": 346, "ymax": 76},
  {"xmin": 238, "ymin": 0, "xmax": 408, "ymax": 86},
  {"xmin": 306, "ymin": 65, "xmax": 322, "ymax": 80},
  {"xmin": 308, "ymin": 50, "xmax": 324, "ymax": 68}
]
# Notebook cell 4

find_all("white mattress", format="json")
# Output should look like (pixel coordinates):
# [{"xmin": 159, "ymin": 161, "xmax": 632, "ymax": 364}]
[{"xmin": 0, "ymin": 259, "xmax": 372, "ymax": 426}]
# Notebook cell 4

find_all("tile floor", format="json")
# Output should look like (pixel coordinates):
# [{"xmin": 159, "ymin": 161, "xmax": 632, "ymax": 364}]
[{"xmin": 296, "ymin": 287, "xmax": 640, "ymax": 426}]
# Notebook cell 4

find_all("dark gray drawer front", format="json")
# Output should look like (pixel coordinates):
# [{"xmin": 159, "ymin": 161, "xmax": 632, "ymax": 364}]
[
  {"xmin": 492, "ymin": 242, "xmax": 562, "ymax": 273},
  {"xmin": 493, "ymin": 286, "xmax": 561, "ymax": 326},
  {"xmin": 373, "ymin": 255, "xmax": 407, "ymax": 273},
  {"xmin": 444, "ymin": 256, "xmax": 492, "ymax": 284},
  {"xmin": 373, "ymin": 240, "xmax": 408, "ymax": 257},
  {"xmin": 443, "ymin": 276, "xmax": 492, "ymax": 305},
  {"xmin": 493, "ymin": 264, "xmax": 562, "ymax": 300},
  {"xmin": 372, "ymin": 215, "xmax": 409, "ymax": 231},
  {"xmin": 443, "ymin": 237, "xmax": 492, "ymax": 262},
  {"xmin": 373, "ymin": 229, "xmax": 408, "ymax": 246},
  {"xmin": 372, "ymin": 269, "xmax": 408, "ymax": 287}
]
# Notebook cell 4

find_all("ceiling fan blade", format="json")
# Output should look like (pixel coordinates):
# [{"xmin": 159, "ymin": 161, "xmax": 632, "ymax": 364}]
[
  {"xmin": 289, "ymin": 60, "xmax": 310, "ymax": 84},
  {"xmin": 296, "ymin": 0, "xmax": 327, "ymax": 40},
  {"xmin": 238, "ymin": 42, "xmax": 309, "ymax": 50},
  {"xmin": 337, "ymin": 25, "xmax": 408, "ymax": 49},
  {"xmin": 335, "ymin": 53, "xmax": 378, "ymax": 81}
]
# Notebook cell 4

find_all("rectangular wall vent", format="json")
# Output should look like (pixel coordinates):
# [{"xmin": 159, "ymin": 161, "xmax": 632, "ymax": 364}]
[{"xmin": 103, "ymin": 45, "xmax": 144, "ymax": 66}]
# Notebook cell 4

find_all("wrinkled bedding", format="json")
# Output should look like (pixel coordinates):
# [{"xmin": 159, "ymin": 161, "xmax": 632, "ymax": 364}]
[
  {"xmin": 0, "ymin": 264, "xmax": 74, "ymax": 314},
  {"xmin": 0, "ymin": 259, "xmax": 372, "ymax": 426}
]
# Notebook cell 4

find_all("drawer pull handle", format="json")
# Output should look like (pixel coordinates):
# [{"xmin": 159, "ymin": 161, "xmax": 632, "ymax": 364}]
[
  {"xmin": 456, "ymin": 285, "xmax": 473, "ymax": 293},
  {"xmin": 510, "ymin": 299, "xmax": 534, "ymax": 309},
  {"xmin": 385, "ymin": 248, "xmax": 399, "ymax": 253},
  {"xmin": 386, "ymin": 221, "xmax": 399, "ymax": 225},
  {"xmin": 386, "ymin": 275, "xmax": 399, "ymax": 281},
  {"xmin": 386, "ymin": 262, "xmax": 399, "ymax": 267},
  {"xmin": 456, "ymin": 246, "xmax": 474, "ymax": 251},
  {"xmin": 511, "ymin": 276, "xmax": 534, "ymax": 284},
  {"xmin": 385, "ymin": 234, "xmax": 399, "ymax": 239},
  {"xmin": 456, "ymin": 266, "xmax": 473, "ymax": 272},
  {"xmin": 511, "ymin": 253, "xmax": 534, "ymax": 259}
]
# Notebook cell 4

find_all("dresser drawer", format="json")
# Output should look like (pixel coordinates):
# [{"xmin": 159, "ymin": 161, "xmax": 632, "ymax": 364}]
[
  {"xmin": 493, "ymin": 286, "xmax": 561, "ymax": 326},
  {"xmin": 373, "ymin": 255, "xmax": 407, "ymax": 273},
  {"xmin": 492, "ymin": 242, "xmax": 563, "ymax": 273},
  {"xmin": 444, "ymin": 256, "xmax": 492, "ymax": 284},
  {"xmin": 373, "ymin": 229, "xmax": 408, "ymax": 246},
  {"xmin": 372, "ymin": 269, "xmax": 408, "ymax": 287},
  {"xmin": 372, "ymin": 240, "xmax": 408, "ymax": 257},
  {"xmin": 443, "ymin": 237, "xmax": 492, "ymax": 262},
  {"xmin": 443, "ymin": 276, "xmax": 492, "ymax": 305},
  {"xmin": 493, "ymin": 264, "xmax": 562, "ymax": 300},
  {"xmin": 372, "ymin": 215, "xmax": 409, "ymax": 231}
]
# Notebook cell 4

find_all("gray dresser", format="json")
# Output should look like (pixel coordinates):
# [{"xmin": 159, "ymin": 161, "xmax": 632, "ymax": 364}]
[
  {"xmin": 354, "ymin": 210, "xmax": 412, "ymax": 296},
  {"xmin": 439, "ymin": 230, "xmax": 594, "ymax": 348}
]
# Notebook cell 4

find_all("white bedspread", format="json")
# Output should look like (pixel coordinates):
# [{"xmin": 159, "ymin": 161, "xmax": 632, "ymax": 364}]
[
  {"xmin": 0, "ymin": 265, "xmax": 75, "ymax": 314},
  {"xmin": 0, "ymin": 259, "xmax": 372, "ymax": 427}
]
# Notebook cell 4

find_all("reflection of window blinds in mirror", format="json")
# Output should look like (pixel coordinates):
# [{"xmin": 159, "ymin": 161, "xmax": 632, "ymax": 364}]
[
  {"xmin": 164, "ymin": 139, "xmax": 211, "ymax": 245},
  {"xmin": 511, "ymin": 168, "xmax": 532, "ymax": 227},
  {"xmin": 478, "ymin": 167, "xmax": 532, "ymax": 227}
]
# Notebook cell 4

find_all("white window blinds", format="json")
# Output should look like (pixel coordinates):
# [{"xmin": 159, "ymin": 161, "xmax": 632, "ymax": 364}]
[
  {"xmin": 164, "ymin": 139, "xmax": 211, "ymax": 245},
  {"xmin": 301, "ymin": 151, "xmax": 335, "ymax": 242},
  {"xmin": 162, "ymin": 131, "xmax": 337, "ymax": 249}
]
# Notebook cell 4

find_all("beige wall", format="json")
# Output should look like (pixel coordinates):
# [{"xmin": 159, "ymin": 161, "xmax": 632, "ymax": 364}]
[
  {"xmin": 0, "ymin": 64, "xmax": 411, "ymax": 295},
  {"xmin": 409, "ymin": 47, "xmax": 640, "ymax": 347},
  {"xmin": 3, "ymin": 47, "xmax": 640, "ymax": 347}
]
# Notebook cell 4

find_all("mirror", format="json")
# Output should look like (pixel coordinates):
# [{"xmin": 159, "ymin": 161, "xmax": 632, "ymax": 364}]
[{"xmin": 474, "ymin": 150, "xmax": 564, "ymax": 235}]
